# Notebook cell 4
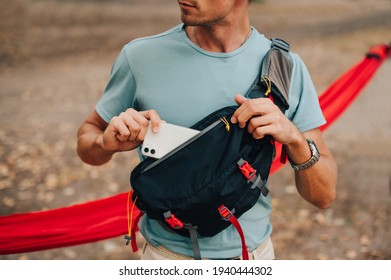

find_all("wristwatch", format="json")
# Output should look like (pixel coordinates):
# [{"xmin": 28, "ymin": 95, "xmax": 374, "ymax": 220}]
[{"xmin": 289, "ymin": 139, "xmax": 320, "ymax": 171}]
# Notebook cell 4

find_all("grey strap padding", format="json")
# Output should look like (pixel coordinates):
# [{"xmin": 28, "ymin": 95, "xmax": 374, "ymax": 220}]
[{"xmin": 260, "ymin": 38, "xmax": 293, "ymax": 104}]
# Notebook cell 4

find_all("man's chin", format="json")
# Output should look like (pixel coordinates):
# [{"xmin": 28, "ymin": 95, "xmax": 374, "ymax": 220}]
[{"xmin": 181, "ymin": 14, "xmax": 203, "ymax": 26}]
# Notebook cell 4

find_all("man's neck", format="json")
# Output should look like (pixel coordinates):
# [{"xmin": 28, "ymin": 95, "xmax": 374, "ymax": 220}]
[
  {"xmin": 191, "ymin": 22, "xmax": 252, "ymax": 53},
  {"xmin": 185, "ymin": 3, "xmax": 251, "ymax": 53}
]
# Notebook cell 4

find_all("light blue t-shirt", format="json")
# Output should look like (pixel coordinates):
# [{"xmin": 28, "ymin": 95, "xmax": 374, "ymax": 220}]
[{"xmin": 96, "ymin": 24, "xmax": 326, "ymax": 259}]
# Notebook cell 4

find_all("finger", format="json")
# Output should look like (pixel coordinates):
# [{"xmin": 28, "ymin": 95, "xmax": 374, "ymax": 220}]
[
  {"xmin": 128, "ymin": 109, "xmax": 161, "ymax": 141},
  {"xmin": 131, "ymin": 117, "xmax": 148, "ymax": 143},
  {"xmin": 242, "ymin": 98, "xmax": 277, "ymax": 122},
  {"xmin": 231, "ymin": 95, "xmax": 247, "ymax": 124},
  {"xmin": 140, "ymin": 109, "xmax": 161, "ymax": 133},
  {"xmin": 252, "ymin": 125, "xmax": 272, "ymax": 140},
  {"xmin": 232, "ymin": 99, "xmax": 264, "ymax": 128},
  {"xmin": 109, "ymin": 116, "xmax": 131, "ymax": 142},
  {"xmin": 247, "ymin": 113, "xmax": 277, "ymax": 134},
  {"xmin": 249, "ymin": 112, "xmax": 294, "ymax": 143},
  {"xmin": 119, "ymin": 111, "xmax": 145, "ymax": 142},
  {"xmin": 231, "ymin": 102, "xmax": 250, "ymax": 127},
  {"xmin": 120, "ymin": 108, "xmax": 148, "ymax": 141},
  {"xmin": 234, "ymin": 94, "xmax": 247, "ymax": 106}
]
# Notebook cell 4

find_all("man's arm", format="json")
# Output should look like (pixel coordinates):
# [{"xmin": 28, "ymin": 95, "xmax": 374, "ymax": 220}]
[
  {"xmin": 77, "ymin": 109, "xmax": 161, "ymax": 166},
  {"xmin": 285, "ymin": 128, "xmax": 337, "ymax": 209},
  {"xmin": 77, "ymin": 111, "xmax": 115, "ymax": 166},
  {"xmin": 231, "ymin": 95, "xmax": 337, "ymax": 209}
]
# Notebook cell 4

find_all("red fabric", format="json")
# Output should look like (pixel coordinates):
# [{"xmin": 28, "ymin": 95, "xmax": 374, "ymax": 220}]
[
  {"xmin": 131, "ymin": 212, "xmax": 144, "ymax": 252},
  {"xmin": 218, "ymin": 205, "xmax": 249, "ymax": 260},
  {"xmin": 0, "ymin": 193, "xmax": 136, "ymax": 254},
  {"xmin": 0, "ymin": 44, "xmax": 389, "ymax": 255}
]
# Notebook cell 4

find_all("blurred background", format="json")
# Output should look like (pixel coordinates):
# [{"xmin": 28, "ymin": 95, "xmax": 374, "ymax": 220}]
[{"xmin": 0, "ymin": 0, "xmax": 390, "ymax": 260}]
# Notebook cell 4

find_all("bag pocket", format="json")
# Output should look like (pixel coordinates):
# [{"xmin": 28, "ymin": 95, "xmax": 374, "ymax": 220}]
[{"xmin": 138, "ymin": 106, "xmax": 238, "ymax": 174}]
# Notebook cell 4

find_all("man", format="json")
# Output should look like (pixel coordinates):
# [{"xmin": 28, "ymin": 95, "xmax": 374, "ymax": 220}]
[{"xmin": 77, "ymin": 0, "xmax": 337, "ymax": 260}]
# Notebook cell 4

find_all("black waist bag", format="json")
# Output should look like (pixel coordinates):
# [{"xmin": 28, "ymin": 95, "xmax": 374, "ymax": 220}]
[{"xmin": 129, "ymin": 38, "xmax": 292, "ymax": 259}]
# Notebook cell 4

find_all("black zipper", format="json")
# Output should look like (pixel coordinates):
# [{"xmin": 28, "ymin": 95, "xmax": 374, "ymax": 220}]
[{"xmin": 141, "ymin": 118, "xmax": 223, "ymax": 174}]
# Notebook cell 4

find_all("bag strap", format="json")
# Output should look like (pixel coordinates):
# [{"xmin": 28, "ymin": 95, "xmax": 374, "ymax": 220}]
[
  {"xmin": 185, "ymin": 224, "xmax": 202, "ymax": 260},
  {"xmin": 261, "ymin": 38, "xmax": 292, "ymax": 109},
  {"xmin": 130, "ymin": 211, "xmax": 144, "ymax": 252},
  {"xmin": 271, "ymin": 38, "xmax": 290, "ymax": 52},
  {"xmin": 218, "ymin": 205, "xmax": 249, "ymax": 260},
  {"xmin": 245, "ymin": 37, "xmax": 292, "ymax": 112}
]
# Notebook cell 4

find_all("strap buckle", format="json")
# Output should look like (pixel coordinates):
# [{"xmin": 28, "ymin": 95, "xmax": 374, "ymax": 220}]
[
  {"xmin": 237, "ymin": 159, "xmax": 256, "ymax": 181},
  {"xmin": 218, "ymin": 205, "xmax": 234, "ymax": 221},
  {"xmin": 164, "ymin": 211, "xmax": 184, "ymax": 229},
  {"xmin": 217, "ymin": 204, "xmax": 249, "ymax": 260}
]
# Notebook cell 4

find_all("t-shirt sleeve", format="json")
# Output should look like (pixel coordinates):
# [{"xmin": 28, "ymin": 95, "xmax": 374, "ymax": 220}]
[
  {"xmin": 286, "ymin": 53, "xmax": 326, "ymax": 132},
  {"xmin": 96, "ymin": 47, "xmax": 136, "ymax": 123}
]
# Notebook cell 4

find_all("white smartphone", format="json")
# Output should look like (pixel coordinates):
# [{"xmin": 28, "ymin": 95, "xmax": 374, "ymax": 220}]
[{"xmin": 141, "ymin": 122, "xmax": 200, "ymax": 159}]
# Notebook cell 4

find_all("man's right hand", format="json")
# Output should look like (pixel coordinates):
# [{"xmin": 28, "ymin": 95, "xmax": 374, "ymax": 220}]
[
  {"xmin": 77, "ymin": 108, "xmax": 161, "ymax": 166},
  {"xmin": 102, "ymin": 108, "xmax": 162, "ymax": 153}
]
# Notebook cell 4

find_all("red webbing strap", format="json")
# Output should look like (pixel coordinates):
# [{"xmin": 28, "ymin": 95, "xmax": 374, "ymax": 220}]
[
  {"xmin": 279, "ymin": 145, "xmax": 288, "ymax": 164},
  {"xmin": 130, "ymin": 211, "xmax": 144, "ymax": 252},
  {"xmin": 218, "ymin": 205, "xmax": 249, "ymax": 260}
]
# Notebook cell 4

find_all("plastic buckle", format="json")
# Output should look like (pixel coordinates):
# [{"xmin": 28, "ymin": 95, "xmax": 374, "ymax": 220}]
[
  {"xmin": 237, "ymin": 159, "xmax": 256, "ymax": 181},
  {"xmin": 218, "ymin": 205, "xmax": 233, "ymax": 221},
  {"xmin": 164, "ymin": 212, "xmax": 184, "ymax": 229}
]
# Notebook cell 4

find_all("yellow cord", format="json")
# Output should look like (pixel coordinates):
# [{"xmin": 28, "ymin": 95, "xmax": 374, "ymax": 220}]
[
  {"xmin": 220, "ymin": 117, "xmax": 230, "ymax": 131},
  {"xmin": 262, "ymin": 76, "xmax": 272, "ymax": 96},
  {"xmin": 127, "ymin": 189, "xmax": 138, "ymax": 238}
]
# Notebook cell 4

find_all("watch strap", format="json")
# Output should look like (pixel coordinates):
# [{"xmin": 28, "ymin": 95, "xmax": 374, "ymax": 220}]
[{"xmin": 289, "ymin": 139, "xmax": 320, "ymax": 171}]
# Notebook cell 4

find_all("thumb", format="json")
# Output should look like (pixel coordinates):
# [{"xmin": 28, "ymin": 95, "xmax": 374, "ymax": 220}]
[{"xmin": 234, "ymin": 94, "xmax": 247, "ymax": 105}]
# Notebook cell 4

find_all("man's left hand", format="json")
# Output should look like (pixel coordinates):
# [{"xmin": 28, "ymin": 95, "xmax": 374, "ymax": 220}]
[{"xmin": 230, "ymin": 95, "xmax": 301, "ymax": 145}]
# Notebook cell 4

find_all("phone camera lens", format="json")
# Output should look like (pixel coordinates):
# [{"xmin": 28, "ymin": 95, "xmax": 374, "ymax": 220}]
[
  {"xmin": 151, "ymin": 149, "xmax": 156, "ymax": 154},
  {"xmin": 144, "ymin": 148, "xmax": 149, "ymax": 153}
]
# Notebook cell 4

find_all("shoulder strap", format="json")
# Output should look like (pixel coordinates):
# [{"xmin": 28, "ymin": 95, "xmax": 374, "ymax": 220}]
[
  {"xmin": 260, "ymin": 38, "xmax": 292, "ymax": 110},
  {"xmin": 270, "ymin": 38, "xmax": 290, "ymax": 52},
  {"xmin": 245, "ymin": 38, "xmax": 292, "ymax": 112}
]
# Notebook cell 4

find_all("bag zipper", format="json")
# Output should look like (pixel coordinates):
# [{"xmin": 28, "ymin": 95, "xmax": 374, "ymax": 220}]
[{"xmin": 141, "ymin": 118, "xmax": 223, "ymax": 174}]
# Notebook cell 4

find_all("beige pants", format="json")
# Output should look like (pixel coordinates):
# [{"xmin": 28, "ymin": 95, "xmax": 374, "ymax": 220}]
[{"xmin": 140, "ymin": 237, "xmax": 275, "ymax": 260}]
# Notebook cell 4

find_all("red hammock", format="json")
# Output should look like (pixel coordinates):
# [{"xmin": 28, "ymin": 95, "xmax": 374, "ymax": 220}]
[{"xmin": 0, "ymin": 43, "xmax": 390, "ymax": 255}]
